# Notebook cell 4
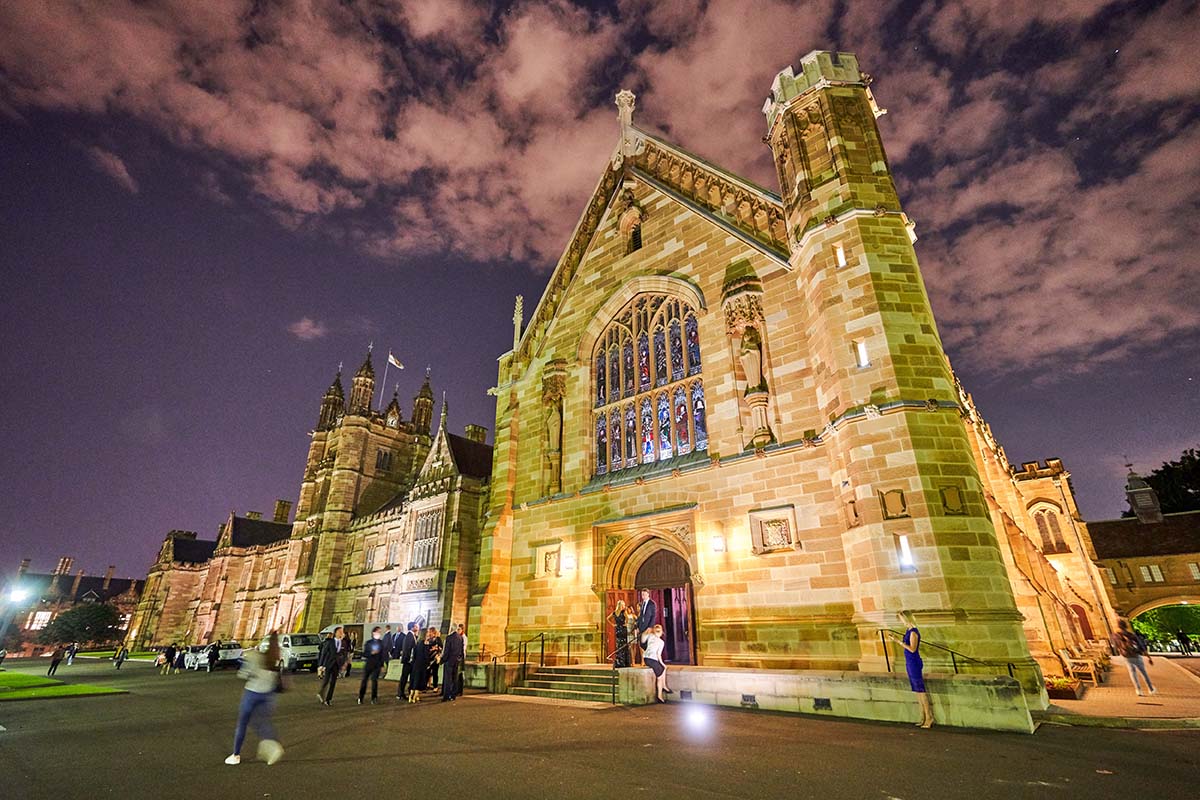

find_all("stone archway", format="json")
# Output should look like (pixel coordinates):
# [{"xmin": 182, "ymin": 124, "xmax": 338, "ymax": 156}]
[
  {"xmin": 601, "ymin": 533, "xmax": 696, "ymax": 664},
  {"xmin": 1126, "ymin": 595, "xmax": 1200, "ymax": 619}
]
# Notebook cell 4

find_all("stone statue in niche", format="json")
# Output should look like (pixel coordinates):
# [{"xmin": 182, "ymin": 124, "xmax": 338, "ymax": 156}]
[
  {"xmin": 738, "ymin": 326, "xmax": 766, "ymax": 393},
  {"xmin": 542, "ymin": 360, "xmax": 568, "ymax": 495}
]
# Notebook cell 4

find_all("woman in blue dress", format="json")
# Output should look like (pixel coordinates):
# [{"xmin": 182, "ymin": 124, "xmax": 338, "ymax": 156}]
[{"xmin": 891, "ymin": 611, "xmax": 933, "ymax": 728}]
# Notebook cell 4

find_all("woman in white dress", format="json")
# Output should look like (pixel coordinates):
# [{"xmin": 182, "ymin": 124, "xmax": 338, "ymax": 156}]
[{"xmin": 641, "ymin": 624, "xmax": 671, "ymax": 703}]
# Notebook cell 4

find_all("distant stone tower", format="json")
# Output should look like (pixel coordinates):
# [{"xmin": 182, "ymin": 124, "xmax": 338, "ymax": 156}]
[
  {"xmin": 316, "ymin": 369, "xmax": 345, "ymax": 431},
  {"xmin": 762, "ymin": 52, "xmax": 1035, "ymax": 680},
  {"xmin": 348, "ymin": 350, "xmax": 375, "ymax": 415},
  {"xmin": 289, "ymin": 353, "xmax": 432, "ymax": 630},
  {"xmin": 412, "ymin": 369, "xmax": 434, "ymax": 435}
]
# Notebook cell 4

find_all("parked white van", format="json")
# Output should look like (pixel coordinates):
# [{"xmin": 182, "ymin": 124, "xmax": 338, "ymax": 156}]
[{"xmin": 259, "ymin": 632, "xmax": 322, "ymax": 672}]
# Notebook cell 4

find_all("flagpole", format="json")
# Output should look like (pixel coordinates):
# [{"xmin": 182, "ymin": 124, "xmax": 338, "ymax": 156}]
[{"xmin": 379, "ymin": 351, "xmax": 391, "ymax": 408}]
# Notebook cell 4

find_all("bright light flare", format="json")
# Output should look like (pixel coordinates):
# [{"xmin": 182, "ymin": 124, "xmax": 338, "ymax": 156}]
[
  {"xmin": 683, "ymin": 704, "xmax": 714, "ymax": 739},
  {"xmin": 8, "ymin": 588, "xmax": 29, "ymax": 602}
]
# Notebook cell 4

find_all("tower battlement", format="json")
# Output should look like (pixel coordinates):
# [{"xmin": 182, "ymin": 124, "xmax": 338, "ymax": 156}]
[{"xmin": 763, "ymin": 50, "xmax": 863, "ymax": 128}]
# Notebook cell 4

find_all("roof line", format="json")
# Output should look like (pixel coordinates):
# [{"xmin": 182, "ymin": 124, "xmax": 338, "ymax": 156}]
[{"xmin": 631, "ymin": 126, "xmax": 782, "ymax": 203}]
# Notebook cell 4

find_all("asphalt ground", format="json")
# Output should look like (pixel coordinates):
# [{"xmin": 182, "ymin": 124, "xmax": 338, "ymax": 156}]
[{"xmin": 1, "ymin": 659, "xmax": 1197, "ymax": 800}]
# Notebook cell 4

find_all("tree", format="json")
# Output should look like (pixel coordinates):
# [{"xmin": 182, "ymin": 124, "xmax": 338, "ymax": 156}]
[
  {"xmin": 1130, "ymin": 605, "xmax": 1200, "ymax": 643},
  {"xmin": 37, "ymin": 603, "xmax": 122, "ymax": 646},
  {"xmin": 1124, "ymin": 447, "xmax": 1200, "ymax": 516}
]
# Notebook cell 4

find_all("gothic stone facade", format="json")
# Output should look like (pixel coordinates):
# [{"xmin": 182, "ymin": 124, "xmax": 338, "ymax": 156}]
[
  {"xmin": 472, "ymin": 51, "xmax": 1112, "ymax": 688},
  {"xmin": 129, "ymin": 355, "xmax": 491, "ymax": 648}
]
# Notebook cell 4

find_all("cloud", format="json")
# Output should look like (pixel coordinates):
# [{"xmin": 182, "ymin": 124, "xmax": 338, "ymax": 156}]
[
  {"xmin": 1, "ymin": 0, "xmax": 1197, "ymax": 381},
  {"xmin": 86, "ymin": 146, "xmax": 138, "ymax": 193},
  {"xmin": 287, "ymin": 317, "xmax": 329, "ymax": 341}
]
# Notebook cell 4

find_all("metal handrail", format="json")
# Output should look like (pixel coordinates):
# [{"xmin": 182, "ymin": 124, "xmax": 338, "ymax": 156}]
[
  {"xmin": 880, "ymin": 628, "xmax": 1019, "ymax": 679},
  {"xmin": 605, "ymin": 638, "xmax": 638, "ymax": 704}
]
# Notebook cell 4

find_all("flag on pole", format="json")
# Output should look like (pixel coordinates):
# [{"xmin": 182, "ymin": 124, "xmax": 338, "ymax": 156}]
[{"xmin": 388, "ymin": 352, "xmax": 405, "ymax": 369}]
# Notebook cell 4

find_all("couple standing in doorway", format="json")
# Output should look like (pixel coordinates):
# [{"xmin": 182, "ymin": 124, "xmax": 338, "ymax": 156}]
[{"xmin": 612, "ymin": 588, "xmax": 672, "ymax": 703}]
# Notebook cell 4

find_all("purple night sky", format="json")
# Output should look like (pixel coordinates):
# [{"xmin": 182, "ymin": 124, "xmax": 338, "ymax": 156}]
[{"xmin": 1, "ymin": 1, "xmax": 1197, "ymax": 580}]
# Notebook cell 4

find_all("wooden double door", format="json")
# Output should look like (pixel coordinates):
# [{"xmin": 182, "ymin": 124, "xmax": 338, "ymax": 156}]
[{"xmin": 603, "ymin": 549, "xmax": 694, "ymax": 664}]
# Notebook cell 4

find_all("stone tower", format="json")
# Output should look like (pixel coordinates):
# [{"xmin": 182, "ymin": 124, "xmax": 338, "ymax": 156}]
[
  {"xmin": 412, "ymin": 369, "xmax": 434, "ymax": 435},
  {"xmin": 762, "ymin": 51, "xmax": 1036, "ymax": 681},
  {"xmin": 316, "ymin": 369, "xmax": 345, "ymax": 431},
  {"xmin": 348, "ymin": 350, "xmax": 375, "ymax": 415}
]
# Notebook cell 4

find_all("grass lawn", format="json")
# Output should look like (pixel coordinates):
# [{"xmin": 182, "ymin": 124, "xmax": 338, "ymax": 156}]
[{"xmin": 0, "ymin": 671, "xmax": 125, "ymax": 701}]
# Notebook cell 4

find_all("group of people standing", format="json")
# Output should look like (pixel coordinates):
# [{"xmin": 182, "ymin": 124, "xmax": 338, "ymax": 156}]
[
  {"xmin": 314, "ymin": 622, "xmax": 467, "ymax": 707},
  {"xmin": 611, "ymin": 589, "xmax": 673, "ymax": 704}
]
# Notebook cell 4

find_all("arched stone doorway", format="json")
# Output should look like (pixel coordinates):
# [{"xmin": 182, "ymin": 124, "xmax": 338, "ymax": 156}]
[
  {"xmin": 1070, "ymin": 604, "xmax": 1094, "ymax": 640},
  {"xmin": 602, "ymin": 535, "xmax": 695, "ymax": 665}
]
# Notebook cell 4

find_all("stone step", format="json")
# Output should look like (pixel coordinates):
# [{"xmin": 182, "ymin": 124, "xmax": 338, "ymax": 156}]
[
  {"xmin": 529, "ymin": 671, "xmax": 616, "ymax": 686},
  {"xmin": 510, "ymin": 686, "xmax": 614, "ymax": 703},
  {"xmin": 524, "ymin": 679, "xmax": 616, "ymax": 692}
]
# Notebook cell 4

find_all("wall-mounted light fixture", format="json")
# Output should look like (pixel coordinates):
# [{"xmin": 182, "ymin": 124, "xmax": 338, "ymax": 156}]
[
  {"xmin": 712, "ymin": 534, "xmax": 726, "ymax": 553},
  {"xmin": 561, "ymin": 553, "xmax": 577, "ymax": 571}
]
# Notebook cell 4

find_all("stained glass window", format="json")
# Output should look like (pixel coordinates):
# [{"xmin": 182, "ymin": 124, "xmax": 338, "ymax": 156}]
[
  {"xmin": 595, "ymin": 351, "xmax": 606, "ymax": 407},
  {"xmin": 670, "ymin": 319, "xmax": 684, "ymax": 381},
  {"xmin": 653, "ymin": 328, "xmax": 667, "ymax": 387},
  {"xmin": 686, "ymin": 315, "xmax": 701, "ymax": 375},
  {"xmin": 610, "ymin": 409, "xmax": 622, "ymax": 471},
  {"xmin": 623, "ymin": 339, "xmax": 634, "ymax": 397},
  {"xmin": 593, "ymin": 293, "xmax": 707, "ymax": 477},
  {"xmin": 638, "ymin": 332, "xmax": 650, "ymax": 392},
  {"xmin": 657, "ymin": 393, "xmax": 673, "ymax": 460},
  {"xmin": 625, "ymin": 405, "xmax": 637, "ymax": 461},
  {"xmin": 674, "ymin": 386, "xmax": 690, "ymax": 454},
  {"xmin": 596, "ymin": 416, "xmax": 607, "ymax": 475},
  {"xmin": 641, "ymin": 398, "xmax": 655, "ymax": 463},
  {"xmin": 692, "ymin": 382, "xmax": 708, "ymax": 451}
]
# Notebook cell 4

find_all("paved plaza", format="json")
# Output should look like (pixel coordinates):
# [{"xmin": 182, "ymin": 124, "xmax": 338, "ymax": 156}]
[
  {"xmin": 1050, "ymin": 655, "xmax": 1200, "ymax": 721},
  {"xmin": 1, "ymin": 660, "xmax": 1198, "ymax": 800}
]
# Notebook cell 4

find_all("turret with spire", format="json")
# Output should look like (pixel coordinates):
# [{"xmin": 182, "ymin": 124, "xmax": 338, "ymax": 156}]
[
  {"xmin": 412, "ymin": 367, "xmax": 434, "ymax": 435},
  {"xmin": 384, "ymin": 386, "xmax": 404, "ymax": 428},
  {"xmin": 317, "ymin": 367, "xmax": 345, "ymax": 430},
  {"xmin": 349, "ymin": 347, "xmax": 376, "ymax": 415}
]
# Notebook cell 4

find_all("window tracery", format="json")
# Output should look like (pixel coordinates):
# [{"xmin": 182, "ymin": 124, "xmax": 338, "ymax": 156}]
[{"xmin": 593, "ymin": 294, "xmax": 707, "ymax": 475}]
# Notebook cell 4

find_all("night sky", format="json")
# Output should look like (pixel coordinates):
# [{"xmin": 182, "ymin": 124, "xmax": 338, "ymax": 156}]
[{"xmin": 1, "ymin": 0, "xmax": 1197, "ymax": 580}]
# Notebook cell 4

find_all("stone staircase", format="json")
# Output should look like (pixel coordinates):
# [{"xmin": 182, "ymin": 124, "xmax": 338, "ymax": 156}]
[{"xmin": 510, "ymin": 665, "xmax": 617, "ymax": 703}]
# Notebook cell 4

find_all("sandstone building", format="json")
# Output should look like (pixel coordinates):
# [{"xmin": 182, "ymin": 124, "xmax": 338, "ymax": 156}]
[
  {"xmin": 128, "ymin": 354, "xmax": 491, "ymax": 648},
  {"xmin": 469, "ymin": 50, "xmax": 1115, "ymax": 698}
]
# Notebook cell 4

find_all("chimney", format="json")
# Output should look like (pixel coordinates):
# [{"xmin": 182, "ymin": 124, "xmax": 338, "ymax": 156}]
[
  {"xmin": 246, "ymin": 511, "xmax": 263, "ymax": 520},
  {"xmin": 273, "ymin": 499, "xmax": 293, "ymax": 523},
  {"xmin": 18, "ymin": 558, "xmax": 30, "ymax": 577},
  {"xmin": 464, "ymin": 424, "xmax": 488, "ymax": 444},
  {"xmin": 54, "ymin": 556, "xmax": 74, "ymax": 575},
  {"xmin": 103, "ymin": 565, "xmax": 115, "ymax": 591},
  {"xmin": 71, "ymin": 568, "xmax": 84, "ymax": 597}
]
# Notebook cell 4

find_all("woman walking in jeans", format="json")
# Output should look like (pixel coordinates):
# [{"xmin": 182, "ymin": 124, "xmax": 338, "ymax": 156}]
[
  {"xmin": 1111, "ymin": 619, "xmax": 1156, "ymax": 696},
  {"xmin": 225, "ymin": 631, "xmax": 284, "ymax": 766}
]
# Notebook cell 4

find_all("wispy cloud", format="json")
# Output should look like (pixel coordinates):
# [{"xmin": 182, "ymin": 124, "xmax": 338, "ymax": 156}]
[
  {"xmin": 287, "ymin": 317, "xmax": 329, "ymax": 341},
  {"xmin": 86, "ymin": 146, "xmax": 138, "ymax": 193}
]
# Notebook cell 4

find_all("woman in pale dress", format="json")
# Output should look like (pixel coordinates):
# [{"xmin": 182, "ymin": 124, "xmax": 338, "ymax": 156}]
[{"xmin": 641, "ymin": 624, "xmax": 672, "ymax": 703}]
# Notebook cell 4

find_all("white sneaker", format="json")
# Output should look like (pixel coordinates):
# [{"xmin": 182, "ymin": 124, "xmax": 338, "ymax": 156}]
[
  {"xmin": 224, "ymin": 754, "xmax": 240, "ymax": 765},
  {"xmin": 258, "ymin": 739, "xmax": 284, "ymax": 766},
  {"xmin": 1135, "ymin": 690, "xmax": 1143, "ymax": 696},
  {"xmin": 1149, "ymin": 687, "xmax": 1157, "ymax": 695}
]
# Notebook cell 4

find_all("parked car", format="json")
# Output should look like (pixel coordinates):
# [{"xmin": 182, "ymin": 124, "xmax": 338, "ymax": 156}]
[
  {"xmin": 183, "ymin": 645, "xmax": 208, "ymax": 670},
  {"xmin": 259, "ymin": 632, "xmax": 322, "ymax": 672},
  {"xmin": 215, "ymin": 641, "xmax": 244, "ymax": 668}
]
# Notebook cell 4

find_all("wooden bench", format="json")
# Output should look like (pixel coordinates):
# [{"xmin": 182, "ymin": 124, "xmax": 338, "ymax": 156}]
[{"xmin": 1058, "ymin": 649, "xmax": 1101, "ymax": 685}]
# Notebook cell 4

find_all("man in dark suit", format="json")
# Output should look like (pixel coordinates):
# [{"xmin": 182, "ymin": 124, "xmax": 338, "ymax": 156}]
[
  {"xmin": 394, "ymin": 622, "xmax": 419, "ymax": 701},
  {"xmin": 441, "ymin": 624, "xmax": 466, "ymax": 701},
  {"xmin": 358, "ymin": 627, "xmax": 387, "ymax": 705},
  {"xmin": 317, "ymin": 627, "xmax": 344, "ymax": 706},
  {"xmin": 635, "ymin": 588, "xmax": 657, "ymax": 664},
  {"xmin": 381, "ymin": 626, "xmax": 395, "ymax": 663}
]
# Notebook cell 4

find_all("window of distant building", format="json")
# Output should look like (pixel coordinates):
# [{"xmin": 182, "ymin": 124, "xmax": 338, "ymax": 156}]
[
  {"xmin": 29, "ymin": 611, "xmax": 51, "ymax": 630},
  {"xmin": 365, "ymin": 545, "xmax": 377, "ymax": 572},
  {"xmin": 1190, "ymin": 562, "xmax": 1200, "ymax": 581},
  {"xmin": 411, "ymin": 509, "xmax": 443, "ymax": 570},
  {"xmin": 593, "ymin": 294, "xmax": 707, "ymax": 476},
  {"xmin": 1031, "ymin": 506, "xmax": 1068, "ymax": 553},
  {"xmin": 1139, "ymin": 564, "xmax": 1165, "ymax": 583},
  {"xmin": 375, "ymin": 449, "xmax": 393, "ymax": 472},
  {"xmin": 1104, "ymin": 567, "xmax": 1118, "ymax": 585},
  {"xmin": 387, "ymin": 541, "xmax": 399, "ymax": 567}
]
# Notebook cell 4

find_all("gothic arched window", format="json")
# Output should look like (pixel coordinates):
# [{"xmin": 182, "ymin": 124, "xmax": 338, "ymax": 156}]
[
  {"xmin": 1032, "ymin": 507, "xmax": 1067, "ymax": 553},
  {"xmin": 592, "ymin": 294, "xmax": 706, "ymax": 476}
]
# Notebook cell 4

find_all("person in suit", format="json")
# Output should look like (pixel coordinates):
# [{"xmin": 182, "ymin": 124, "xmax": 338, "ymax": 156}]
[
  {"xmin": 395, "ymin": 622, "xmax": 419, "ymax": 701},
  {"xmin": 381, "ymin": 626, "xmax": 395, "ymax": 663},
  {"xmin": 357, "ymin": 627, "xmax": 387, "ymax": 705},
  {"xmin": 317, "ymin": 627, "xmax": 344, "ymax": 706},
  {"xmin": 441, "ymin": 624, "xmax": 465, "ymax": 702},
  {"xmin": 455, "ymin": 623, "xmax": 468, "ymax": 697},
  {"xmin": 635, "ymin": 589, "xmax": 657, "ymax": 665}
]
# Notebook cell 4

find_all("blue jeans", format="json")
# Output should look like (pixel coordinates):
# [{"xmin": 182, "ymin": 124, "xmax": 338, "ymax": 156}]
[
  {"xmin": 233, "ymin": 690, "xmax": 276, "ymax": 755},
  {"xmin": 1125, "ymin": 655, "xmax": 1154, "ymax": 693}
]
